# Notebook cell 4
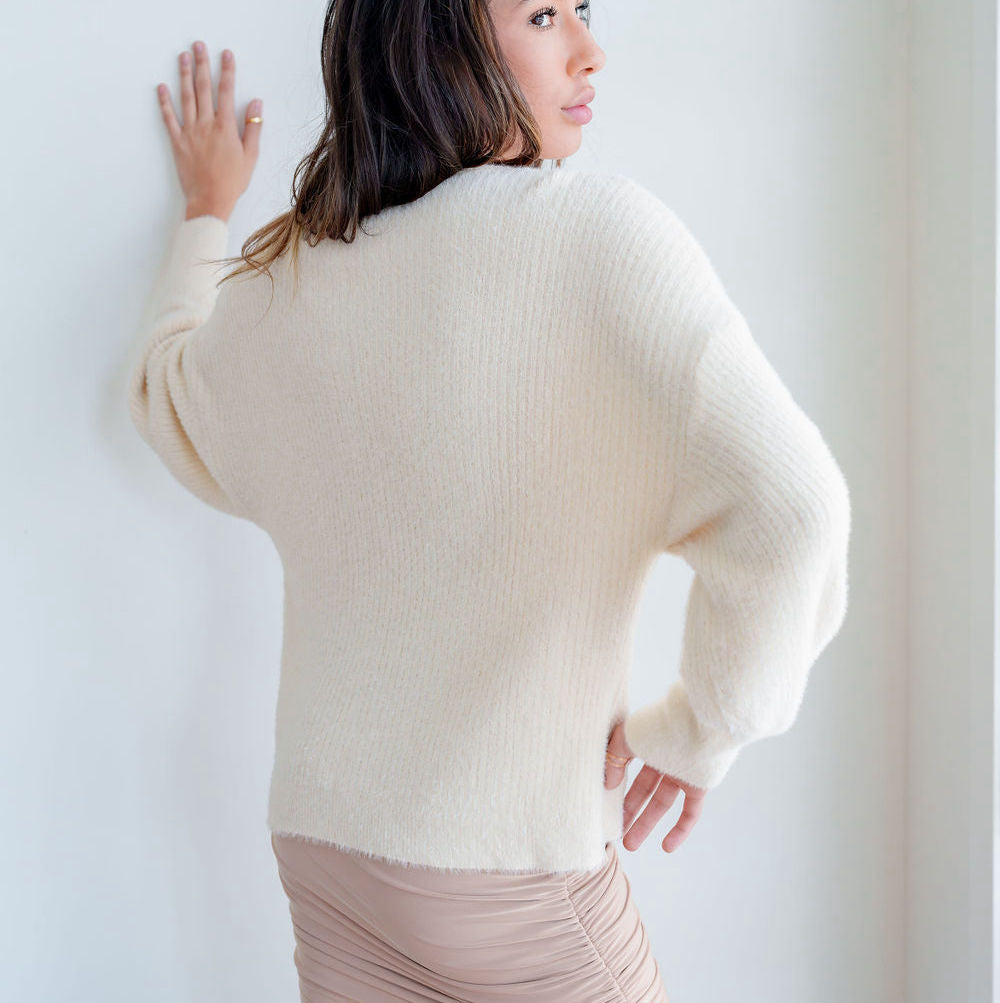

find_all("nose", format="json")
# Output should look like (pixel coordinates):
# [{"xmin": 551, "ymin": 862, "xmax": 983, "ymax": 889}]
[
  {"xmin": 570, "ymin": 22, "xmax": 606, "ymax": 76},
  {"xmin": 587, "ymin": 37, "xmax": 607, "ymax": 75}
]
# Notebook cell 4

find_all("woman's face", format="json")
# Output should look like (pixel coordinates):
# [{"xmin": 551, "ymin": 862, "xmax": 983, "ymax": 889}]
[{"xmin": 490, "ymin": 0, "xmax": 606, "ymax": 160}]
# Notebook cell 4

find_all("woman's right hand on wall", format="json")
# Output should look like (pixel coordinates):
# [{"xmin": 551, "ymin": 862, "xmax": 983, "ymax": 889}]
[
  {"xmin": 604, "ymin": 721, "xmax": 708, "ymax": 854},
  {"xmin": 156, "ymin": 40, "xmax": 263, "ymax": 224}
]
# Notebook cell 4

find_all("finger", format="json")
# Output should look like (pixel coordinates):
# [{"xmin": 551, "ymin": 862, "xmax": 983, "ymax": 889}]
[
  {"xmin": 192, "ymin": 41, "xmax": 214, "ymax": 122},
  {"xmin": 661, "ymin": 787, "xmax": 705, "ymax": 853},
  {"xmin": 621, "ymin": 763, "xmax": 663, "ymax": 837},
  {"xmin": 179, "ymin": 49, "xmax": 196, "ymax": 130},
  {"xmin": 624, "ymin": 774, "xmax": 680, "ymax": 850},
  {"xmin": 217, "ymin": 49, "xmax": 236, "ymax": 125},
  {"xmin": 604, "ymin": 753, "xmax": 628, "ymax": 790},
  {"xmin": 242, "ymin": 100, "xmax": 263, "ymax": 163},
  {"xmin": 603, "ymin": 722, "xmax": 632, "ymax": 789},
  {"xmin": 156, "ymin": 83, "xmax": 183, "ymax": 147}
]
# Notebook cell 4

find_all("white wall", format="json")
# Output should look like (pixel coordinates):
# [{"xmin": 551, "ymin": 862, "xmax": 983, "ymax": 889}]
[
  {"xmin": 5, "ymin": 0, "xmax": 982, "ymax": 1000},
  {"xmin": 908, "ymin": 1, "xmax": 997, "ymax": 1001}
]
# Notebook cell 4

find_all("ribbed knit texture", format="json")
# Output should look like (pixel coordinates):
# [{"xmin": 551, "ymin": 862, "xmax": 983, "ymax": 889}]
[{"xmin": 128, "ymin": 162, "xmax": 851, "ymax": 873}]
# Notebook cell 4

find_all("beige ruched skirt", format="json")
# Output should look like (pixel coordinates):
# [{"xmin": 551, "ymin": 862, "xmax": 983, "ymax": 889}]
[{"xmin": 271, "ymin": 832, "xmax": 669, "ymax": 1002}]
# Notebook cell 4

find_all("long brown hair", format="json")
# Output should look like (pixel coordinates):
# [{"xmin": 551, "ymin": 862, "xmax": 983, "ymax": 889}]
[{"xmin": 215, "ymin": 0, "xmax": 560, "ymax": 296}]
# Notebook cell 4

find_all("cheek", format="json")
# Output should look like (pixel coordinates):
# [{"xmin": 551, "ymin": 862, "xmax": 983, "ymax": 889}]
[
  {"xmin": 509, "ymin": 58, "xmax": 544, "ymax": 105},
  {"xmin": 515, "ymin": 68, "xmax": 568, "ymax": 123},
  {"xmin": 494, "ymin": 31, "xmax": 572, "ymax": 127}
]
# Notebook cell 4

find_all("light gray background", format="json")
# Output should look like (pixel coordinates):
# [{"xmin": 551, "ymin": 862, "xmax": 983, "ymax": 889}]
[{"xmin": 4, "ymin": 0, "xmax": 995, "ymax": 1000}]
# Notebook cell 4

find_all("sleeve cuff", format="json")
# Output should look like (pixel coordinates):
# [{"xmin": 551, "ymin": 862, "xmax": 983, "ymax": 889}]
[
  {"xmin": 622, "ymin": 680, "xmax": 747, "ymax": 790},
  {"xmin": 161, "ymin": 214, "xmax": 231, "ymax": 314}
]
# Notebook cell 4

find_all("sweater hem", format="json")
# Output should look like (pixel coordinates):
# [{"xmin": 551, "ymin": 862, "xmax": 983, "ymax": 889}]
[{"xmin": 268, "ymin": 826, "xmax": 617, "ymax": 876}]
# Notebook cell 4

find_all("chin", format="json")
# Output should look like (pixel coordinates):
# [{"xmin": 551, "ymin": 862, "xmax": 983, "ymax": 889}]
[{"xmin": 539, "ymin": 130, "xmax": 584, "ymax": 161}]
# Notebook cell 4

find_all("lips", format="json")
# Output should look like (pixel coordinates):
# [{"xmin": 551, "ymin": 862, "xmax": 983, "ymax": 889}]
[{"xmin": 562, "ymin": 85, "xmax": 596, "ymax": 110}]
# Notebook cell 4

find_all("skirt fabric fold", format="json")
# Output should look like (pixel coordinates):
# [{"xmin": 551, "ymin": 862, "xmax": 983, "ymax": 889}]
[{"xmin": 271, "ymin": 832, "xmax": 669, "ymax": 1003}]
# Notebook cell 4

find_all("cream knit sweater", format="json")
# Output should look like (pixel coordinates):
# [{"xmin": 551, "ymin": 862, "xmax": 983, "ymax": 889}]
[{"xmin": 128, "ymin": 162, "xmax": 851, "ymax": 873}]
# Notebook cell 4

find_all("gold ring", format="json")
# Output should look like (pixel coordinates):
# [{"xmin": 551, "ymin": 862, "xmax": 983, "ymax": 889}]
[{"xmin": 246, "ymin": 115, "xmax": 263, "ymax": 124}]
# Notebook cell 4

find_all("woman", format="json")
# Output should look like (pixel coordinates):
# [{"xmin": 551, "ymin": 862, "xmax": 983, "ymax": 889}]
[{"xmin": 132, "ymin": 1, "xmax": 851, "ymax": 1000}]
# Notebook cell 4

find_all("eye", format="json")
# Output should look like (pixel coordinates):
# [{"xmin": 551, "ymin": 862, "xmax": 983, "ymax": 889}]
[{"xmin": 529, "ymin": 2, "xmax": 592, "ymax": 30}]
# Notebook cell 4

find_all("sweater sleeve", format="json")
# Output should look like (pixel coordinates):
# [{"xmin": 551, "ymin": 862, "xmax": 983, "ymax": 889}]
[
  {"xmin": 127, "ymin": 214, "xmax": 252, "ymax": 522},
  {"xmin": 611, "ymin": 184, "xmax": 852, "ymax": 791}
]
